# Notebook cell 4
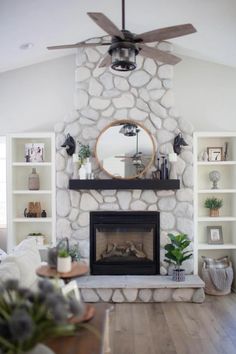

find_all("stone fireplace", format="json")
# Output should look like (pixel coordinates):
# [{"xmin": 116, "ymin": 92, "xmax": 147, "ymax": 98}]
[
  {"xmin": 55, "ymin": 38, "xmax": 194, "ymax": 276},
  {"xmin": 90, "ymin": 211, "xmax": 159, "ymax": 275}
]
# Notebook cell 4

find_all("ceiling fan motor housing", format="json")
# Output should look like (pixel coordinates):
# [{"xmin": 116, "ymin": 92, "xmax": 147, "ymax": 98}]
[{"xmin": 109, "ymin": 30, "xmax": 139, "ymax": 71}]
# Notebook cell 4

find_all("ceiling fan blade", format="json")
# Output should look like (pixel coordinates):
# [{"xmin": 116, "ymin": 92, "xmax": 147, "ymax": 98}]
[
  {"xmin": 139, "ymin": 44, "xmax": 181, "ymax": 65},
  {"xmin": 99, "ymin": 54, "xmax": 112, "ymax": 67},
  {"xmin": 136, "ymin": 24, "xmax": 196, "ymax": 43},
  {"xmin": 87, "ymin": 12, "xmax": 124, "ymax": 39},
  {"xmin": 47, "ymin": 38, "xmax": 111, "ymax": 50},
  {"xmin": 47, "ymin": 43, "xmax": 94, "ymax": 50},
  {"xmin": 115, "ymin": 155, "xmax": 133, "ymax": 159}
]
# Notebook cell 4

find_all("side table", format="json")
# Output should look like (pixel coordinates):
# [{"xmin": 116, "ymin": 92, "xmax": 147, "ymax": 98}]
[
  {"xmin": 45, "ymin": 303, "xmax": 112, "ymax": 354},
  {"xmin": 36, "ymin": 261, "xmax": 89, "ymax": 284}
]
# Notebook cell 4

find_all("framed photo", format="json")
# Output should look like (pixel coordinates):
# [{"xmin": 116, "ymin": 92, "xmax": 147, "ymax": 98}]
[
  {"xmin": 207, "ymin": 147, "xmax": 223, "ymax": 161},
  {"xmin": 25, "ymin": 143, "xmax": 44, "ymax": 162},
  {"xmin": 207, "ymin": 226, "xmax": 223, "ymax": 244}
]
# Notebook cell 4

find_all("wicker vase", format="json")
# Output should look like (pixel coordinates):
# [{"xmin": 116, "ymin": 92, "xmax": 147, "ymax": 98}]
[
  {"xmin": 172, "ymin": 268, "xmax": 185, "ymax": 282},
  {"xmin": 210, "ymin": 208, "xmax": 219, "ymax": 217}
]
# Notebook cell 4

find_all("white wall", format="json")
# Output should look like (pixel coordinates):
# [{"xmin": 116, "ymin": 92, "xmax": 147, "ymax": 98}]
[
  {"xmin": 0, "ymin": 55, "xmax": 75, "ymax": 134},
  {"xmin": 174, "ymin": 55, "xmax": 236, "ymax": 131},
  {"xmin": 1, "ymin": 53, "xmax": 236, "ymax": 134}
]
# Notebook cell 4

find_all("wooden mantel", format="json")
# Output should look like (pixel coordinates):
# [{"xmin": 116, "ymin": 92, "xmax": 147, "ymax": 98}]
[{"xmin": 69, "ymin": 179, "xmax": 180, "ymax": 190}]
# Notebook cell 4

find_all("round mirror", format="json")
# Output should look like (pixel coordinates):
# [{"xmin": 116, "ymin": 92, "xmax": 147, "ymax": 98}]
[{"xmin": 95, "ymin": 120, "xmax": 155, "ymax": 179}]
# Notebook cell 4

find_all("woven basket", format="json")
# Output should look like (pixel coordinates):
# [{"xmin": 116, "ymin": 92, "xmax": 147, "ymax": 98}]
[{"xmin": 201, "ymin": 261, "xmax": 233, "ymax": 295}]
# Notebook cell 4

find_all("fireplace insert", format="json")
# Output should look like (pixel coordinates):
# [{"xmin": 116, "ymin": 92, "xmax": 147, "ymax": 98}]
[{"xmin": 90, "ymin": 211, "xmax": 160, "ymax": 275}]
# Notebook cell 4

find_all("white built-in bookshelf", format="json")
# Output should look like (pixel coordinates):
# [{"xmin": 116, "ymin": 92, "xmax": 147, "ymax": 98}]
[
  {"xmin": 194, "ymin": 132, "xmax": 236, "ymax": 287},
  {"xmin": 7, "ymin": 133, "xmax": 56, "ymax": 252}
]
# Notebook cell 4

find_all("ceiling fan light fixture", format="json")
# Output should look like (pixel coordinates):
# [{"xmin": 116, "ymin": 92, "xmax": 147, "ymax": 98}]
[
  {"xmin": 109, "ymin": 41, "xmax": 138, "ymax": 71},
  {"xmin": 119, "ymin": 123, "xmax": 138, "ymax": 136}
]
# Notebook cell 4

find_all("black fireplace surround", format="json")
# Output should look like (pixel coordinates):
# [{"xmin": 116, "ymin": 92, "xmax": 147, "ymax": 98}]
[{"xmin": 90, "ymin": 211, "xmax": 160, "ymax": 275}]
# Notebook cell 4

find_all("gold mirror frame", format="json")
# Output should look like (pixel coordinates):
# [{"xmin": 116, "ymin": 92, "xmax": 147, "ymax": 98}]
[{"xmin": 95, "ymin": 119, "xmax": 156, "ymax": 179}]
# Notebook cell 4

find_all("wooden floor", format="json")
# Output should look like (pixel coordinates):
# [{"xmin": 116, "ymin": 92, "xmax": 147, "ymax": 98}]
[{"xmin": 109, "ymin": 294, "xmax": 236, "ymax": 354}]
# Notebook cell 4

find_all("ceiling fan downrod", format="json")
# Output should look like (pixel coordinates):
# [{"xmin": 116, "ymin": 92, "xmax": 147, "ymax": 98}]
[{"xmin": 122, "ymin": 0, "xmax": 125, "ymax": 30}]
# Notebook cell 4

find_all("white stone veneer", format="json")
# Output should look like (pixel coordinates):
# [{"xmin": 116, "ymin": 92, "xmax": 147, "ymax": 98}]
[{"xmin": 55, "ymin": 39, "xmax": 194, "ymax": 274}]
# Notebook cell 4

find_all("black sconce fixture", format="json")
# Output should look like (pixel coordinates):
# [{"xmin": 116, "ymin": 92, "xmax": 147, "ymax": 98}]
[
  {"xmin": 61, "ymin": 134, "xmax": 76, "ymax": 156},
  {"xmin": 173, "ymin": 133, "xmax": 188, "ymax": 155}
]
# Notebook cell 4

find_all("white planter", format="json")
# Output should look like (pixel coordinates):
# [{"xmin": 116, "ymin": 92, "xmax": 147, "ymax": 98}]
[
  {"xmin": 57, "ymin": 256, "xmax": 72, "ymax": 273},
  {"xmin": 27, "ymin": 235, "xmax": 45, "ymax": 247}
]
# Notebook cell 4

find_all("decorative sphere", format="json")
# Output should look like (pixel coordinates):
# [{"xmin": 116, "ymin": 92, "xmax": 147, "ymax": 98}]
[{"xmin": 209, "ymin": 170, "xmax": 221, "ymax": 189}]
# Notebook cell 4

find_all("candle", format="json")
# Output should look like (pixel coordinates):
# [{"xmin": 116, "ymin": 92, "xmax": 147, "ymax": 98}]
[
  {"xmin": 168, "ymin": 152, "xmax": 177, "ymax": 162},
  {"xmin": 73, "ymin": 153, "xmax": 79, "ymax": 163}
]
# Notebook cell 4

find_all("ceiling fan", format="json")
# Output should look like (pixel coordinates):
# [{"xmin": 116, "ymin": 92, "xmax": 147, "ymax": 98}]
[
  {"xmin": 115, "ymin": 123, "xmax": 148, "ymax": 170},
  {"xmin": 47, "ymin": 0, "xmax": 197, "ymax": 71}
]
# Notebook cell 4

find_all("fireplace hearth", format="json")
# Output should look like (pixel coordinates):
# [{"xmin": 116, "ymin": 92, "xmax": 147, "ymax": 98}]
[{"xmin": 90, "ymin": 211, "xmax": 160, "ymax": 275}]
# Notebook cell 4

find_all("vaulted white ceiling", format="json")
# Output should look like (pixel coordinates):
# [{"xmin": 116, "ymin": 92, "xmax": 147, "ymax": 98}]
[{"xmin": 1, "ymin": 0, "xmax": 236, "ymax": 73}]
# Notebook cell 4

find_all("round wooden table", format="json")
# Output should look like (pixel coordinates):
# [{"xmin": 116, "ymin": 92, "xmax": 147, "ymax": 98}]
[{"xmin": 36, "ymin": 261, "xmax": 89, "ymax": 283}]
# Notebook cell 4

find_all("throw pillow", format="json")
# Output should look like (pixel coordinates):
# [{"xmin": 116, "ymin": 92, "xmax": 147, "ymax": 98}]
[
  {"xmin": 0, "ymin": 248, "xmax": 7, "ymax": 262},
  {"xmin": 2, "ymin": 239, "xmax": 41, "ymax": 288}
]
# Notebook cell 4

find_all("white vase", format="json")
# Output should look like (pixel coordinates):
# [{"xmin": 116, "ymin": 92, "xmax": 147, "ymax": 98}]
[
  {"xmin": 79, "ymin": 164, "xmax": 87, "ymax": 179},
  {"xmin": 57, "ymin": 256, "xmax": 72, "ymax": 273},
  {"xmin": 85, "ymin": 157, "xmax": 92, "ymax": 178},
  {"xmin": 169, "ymin": 161, "xmax": 177, "ymax": 179}
]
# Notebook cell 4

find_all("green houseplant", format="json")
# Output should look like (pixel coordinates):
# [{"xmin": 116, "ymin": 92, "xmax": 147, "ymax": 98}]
[
  {"xmin": 164, "ymin": 233, "xmax": 193, "ymax": 282},
  {"xmin": 69, "ymin": 244, "xmax": 81, "ymax": 262},
  {"xmin": 57, "ymin": 248, "xmax": 72, "ymax": 273},
  {"xmin": 204, "ymin": 197, "xmax": 223, "ymax": 217},
  {"xmin": 77, "ymin": 141, "xmax": 91, "ymax": 165}
]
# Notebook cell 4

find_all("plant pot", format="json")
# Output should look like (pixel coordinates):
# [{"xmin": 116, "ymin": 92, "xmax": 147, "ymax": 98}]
[
  {"xmin": 57, "ymin": 256, "xmax": 72, "ymax": 273},
  {"xmin": 210, "ymin": 208, "xmax": 219, "ymax": 217},
  {"xmin": 27, "ymin": 344, "xmax": 55, "ymax": 354},
  {"xmin": 172, "ymin": 268, "xmax": 185, "ymax": 282}
]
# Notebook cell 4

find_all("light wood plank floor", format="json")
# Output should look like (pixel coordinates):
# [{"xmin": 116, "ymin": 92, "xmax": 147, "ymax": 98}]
[{"xmin": 109, "ymin": 294, "xmax": 236, "ymax": 354}]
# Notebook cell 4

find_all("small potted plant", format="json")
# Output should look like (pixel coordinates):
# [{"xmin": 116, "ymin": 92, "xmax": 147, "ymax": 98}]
[
  {"xmin": 77, "ymin": 141, "xmax": 92, "ymax": 179},
  {"xmin": 57, "ymin": 248, "xmax": 72, "ymax": 273},
  {"xmin": 78, "ymin": 141, "xmax": 91, "ymax": 165},
  {"xmin": 204, "ymin": 197, "xmax": 223, "ymax": 217},
  {"xmin": 164, "ymin": 233, "xmax": 193, "ymax": 282},
  {"xmin": 69, "ymin": 244, "xmax": 81, "ymax": 262},
  {"xmin": 27, "ymin": 232, "xmax": 45, "ymax": 247}
]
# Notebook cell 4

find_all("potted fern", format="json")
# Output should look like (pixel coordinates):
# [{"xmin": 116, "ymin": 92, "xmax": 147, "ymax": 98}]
[
  {"xmin": 204, "ymin": 197, "xmax": 223, "ymax": 217},
  {"xmin": 164, "ymin": 233, "xmax": 193, "ymax": 282}
]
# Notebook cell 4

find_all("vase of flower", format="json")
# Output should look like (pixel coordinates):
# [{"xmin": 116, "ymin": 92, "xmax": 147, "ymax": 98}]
[{"xmin": 0, "ymin": 279, "xmax": 85, "ymax": 353}]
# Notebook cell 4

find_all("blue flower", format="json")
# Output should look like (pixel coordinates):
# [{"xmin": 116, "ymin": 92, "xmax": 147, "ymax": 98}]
[
  {"xmin": 38, "ymin": 279, "xmax": 54, "ymax": 293},
  {"xmin": 8, "ymin": 309, "xmax": 34, "ymax": 342},
  {"xmin": 4, "ymin": 279, "xmax": 19, "ymax": 291}
]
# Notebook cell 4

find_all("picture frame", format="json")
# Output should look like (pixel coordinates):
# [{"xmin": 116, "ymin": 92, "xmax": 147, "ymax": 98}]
[
  {"xmin": 25, "ymin": 143, "xmax": 44, "ymax": 162},
  {"xmin": 207, "ymin": 226, "xmax": 223, "ymax": 244},
  {"xmin": 207, "ymin": 147, "xmax": 223, "ymax": 162}
]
